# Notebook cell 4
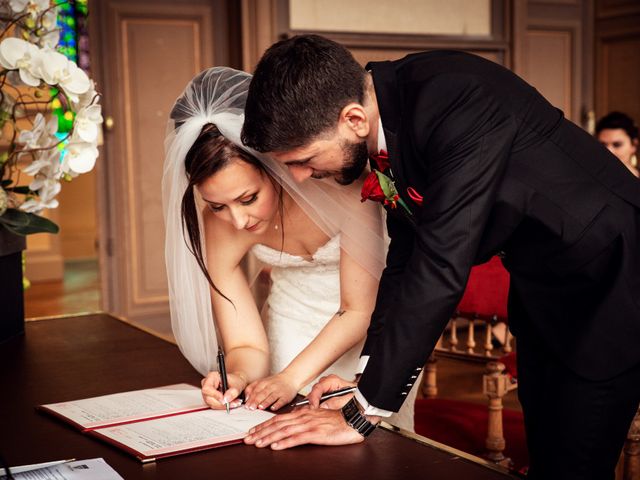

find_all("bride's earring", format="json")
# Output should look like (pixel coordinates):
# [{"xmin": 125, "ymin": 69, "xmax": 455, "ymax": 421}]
[{"xmin": 631, "ymin": 154, "xmax": 638, "ymax": 168}]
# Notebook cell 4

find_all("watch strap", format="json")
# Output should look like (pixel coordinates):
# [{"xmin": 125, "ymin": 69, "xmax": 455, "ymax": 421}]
[{"xmin": 341, "ymin": 398, "xmax": 376, "ymax": 437}]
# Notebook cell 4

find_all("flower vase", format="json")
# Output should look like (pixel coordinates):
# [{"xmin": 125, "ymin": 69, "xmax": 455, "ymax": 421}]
[{"xmin": 0, "ymin": 225, "xmax": 26, "ymax": 343}]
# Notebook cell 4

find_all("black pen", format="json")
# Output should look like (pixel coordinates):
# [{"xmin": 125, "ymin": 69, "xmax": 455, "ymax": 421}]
[
  {"xmin": 217, "ymin": 348, "xmax": 230, "ymax": 414},
  {"xmin": 294, "ymin": 386, "xmax": 357, "ymax": 407}
]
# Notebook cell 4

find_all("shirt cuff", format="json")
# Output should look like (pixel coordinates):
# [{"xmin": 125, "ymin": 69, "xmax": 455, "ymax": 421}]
[
  {"xmin": 356, "ymin": 356, "xmax": 370, "ymax": 375},
  {"xmin": 354, "ymin": 388, "xmax": 394, "ymax": 417}
]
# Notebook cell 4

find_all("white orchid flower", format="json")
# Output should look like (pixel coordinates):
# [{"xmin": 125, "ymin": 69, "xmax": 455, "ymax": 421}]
[
  {"xmin": 37, "ymin": 9, "xmax": 60, "ymax": 48},
  {"xmin": 40, "ymin": 7, "xmax": 57, "ymax": 28},
  {"xmin": 9, "ymin": 0, "xmax": 49, "ymax": 18},
  {"xmin": 19, "ymin": 195, "xmax": 59, "ymax": 213},
  {"xmin": 40, "ymin": 29, "xmax": 60, "ymax": 49},
  {"xmin": 38, "ymin": 49, "xmax": 90, "ymax": 99},
  {"xmin": 29, "ymin": 176, "xmax": 60, "ymax": 198},
  {"xmin": 73, "ymin": 79, "xmax": 98, "ymax": 109},
  {"xmin": 22, "ymin": 157, "xmax": 50, "ymax": 176},
  {"xmin": 20, "ymin": 177, "xmax": 61, "ymax": 213},
  {"xmin": 65, "ymin": 140, "xmax": 98, "ymax": 174},
  {"xmin": 17, "ymin": 112, "xmax": 58, "ymax": 149},
  {"xmin": 17, "ymin": 112, "xmax": 45, "ymax": 148},
  {"xmin": 73, "ymin": 104, "xmax": 103, "ymax": 143},
  {"xmin": 0, "ymin": 37, "xmax": 41, "ymax": 87},
  {"xmin": 21, "ymin": 147, "xmax": 60, "ymax": 177},
  {"xmin": 18, "ymin": 198, "xmax": 41, "ymax": 213}
]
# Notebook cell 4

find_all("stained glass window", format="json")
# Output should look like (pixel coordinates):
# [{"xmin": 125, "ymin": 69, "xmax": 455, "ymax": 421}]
[{"xmin": 52, "ymin": 1, "xmax": 90, "ymax": 137}]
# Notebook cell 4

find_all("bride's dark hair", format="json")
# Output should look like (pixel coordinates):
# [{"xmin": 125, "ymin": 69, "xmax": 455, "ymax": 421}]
[{"xmin": 181, "ymin": 123, "xmax": 283, "ymax": 302}]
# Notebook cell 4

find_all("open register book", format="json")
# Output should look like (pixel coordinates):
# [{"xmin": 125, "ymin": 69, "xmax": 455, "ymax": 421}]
[{"xmin": 38, "ymin": 383, "xmax": 274, "ymax": 462}]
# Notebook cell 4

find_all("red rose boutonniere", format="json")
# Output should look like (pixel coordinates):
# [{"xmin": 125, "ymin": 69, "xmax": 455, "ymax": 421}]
[{"xmin": 361, "ymin": 169, "xmax": 412, "ymax": 215}]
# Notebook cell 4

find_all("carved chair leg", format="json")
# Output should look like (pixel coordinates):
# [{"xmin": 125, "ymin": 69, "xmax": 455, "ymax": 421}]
[
  {"xmin": 449, "ymin": 318, "xmax": 459, "ymax": 352},
  {"xmin": 422, "ymin": 353, "xmax": 438, "ymax": 398},
  {"xmin": 623, "ymin": 406, "xmax": 640, "ymax": 480},
  {"xmin": 483, "ymin": 361, "xmax": 512, "ymax": 468},
  {"xmin": 467, "ymin": 319, "xmax": 476, "ymax": 354}
]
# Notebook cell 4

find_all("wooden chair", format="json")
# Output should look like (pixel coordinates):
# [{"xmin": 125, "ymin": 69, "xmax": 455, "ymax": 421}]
[
  {"xmin": 420, "ymin": 256, "xmax": 519, "ymax": 467},
  {"xmin": 422, "ymin": 258, "xmax": 640, "ymax": 479}
]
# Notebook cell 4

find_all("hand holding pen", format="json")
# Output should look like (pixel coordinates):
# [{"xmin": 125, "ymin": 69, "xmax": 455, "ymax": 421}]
[
  {"xmin": 294, "ymin": 386, "xmax": 357, "ymax": 407},
  {"xmin": 298, "ymin": 374, "xmax": 358, "ymax": 409},
  {"xmin": 201, "ymin": 349, "xmax": 246, "ymax": 411}
]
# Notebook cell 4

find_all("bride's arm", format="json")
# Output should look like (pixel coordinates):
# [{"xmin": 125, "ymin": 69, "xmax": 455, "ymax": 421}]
[
  {"xmin": 244, "ymin": 247, "xmax": 378, "ymax": 411},
  {"xmin": 200, "ymin": 210, "xmax": 270, "ymax": 409}
]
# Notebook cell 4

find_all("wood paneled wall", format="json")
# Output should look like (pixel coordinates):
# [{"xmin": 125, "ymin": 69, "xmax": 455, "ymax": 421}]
[
  {"xmin": 517, "ymin": 0, "xmax": 594, "ymax": 128},
  {"xmin": 595, "ymin": 0, "xmax": 640, "ymax": 126},
  {"xmin": 272, "ymin": 0, "xmax": 510, "ymax": 69},
  {"xmin": 91, "ymin": 0, "xmax": 237, "ymax": 337}
]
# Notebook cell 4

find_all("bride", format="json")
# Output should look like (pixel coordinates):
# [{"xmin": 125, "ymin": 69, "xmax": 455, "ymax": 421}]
[{"xmin": 162, "ymin": 67, "xmax": 418, "ymax": 431}]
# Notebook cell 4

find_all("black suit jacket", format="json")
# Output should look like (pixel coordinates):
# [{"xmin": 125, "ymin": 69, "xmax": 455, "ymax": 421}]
[{"xmin": 358, "ymin": 50, "xmax": 640, "ymax": 412}]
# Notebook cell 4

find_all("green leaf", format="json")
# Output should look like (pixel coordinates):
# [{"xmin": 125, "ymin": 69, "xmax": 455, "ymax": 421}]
[
  {"xmin": 0, "ymin": 208, "xmax": 59, "ymax": 235},
  {"xmin": 374, "ymin": 170, "xmax": 399, "ymax": 198}
]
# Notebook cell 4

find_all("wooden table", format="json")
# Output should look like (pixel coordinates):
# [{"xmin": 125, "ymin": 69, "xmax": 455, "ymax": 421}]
[{"xmin": 0, "ymin": 314, "xmax": 519, "ymax": 479}]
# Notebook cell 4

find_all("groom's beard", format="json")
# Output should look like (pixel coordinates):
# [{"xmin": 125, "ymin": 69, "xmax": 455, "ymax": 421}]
[{"xmin": 334, "ymin": 139, "xmax": 369, "ymax": 185}]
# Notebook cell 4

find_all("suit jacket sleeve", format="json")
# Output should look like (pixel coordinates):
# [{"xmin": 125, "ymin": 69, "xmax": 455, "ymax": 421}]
[
  {"xmin": 358, "ymin": 74, "xmax": 518, "ymax": 411},
  {"xmin": 361, "ymin": 212, "xmax": 414, "ymax": 357}
]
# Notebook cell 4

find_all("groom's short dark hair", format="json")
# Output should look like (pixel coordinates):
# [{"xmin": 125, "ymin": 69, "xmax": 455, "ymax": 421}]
[{"xmin": 241, "ymin": 34, "xmax": 366, "ymax": 152}]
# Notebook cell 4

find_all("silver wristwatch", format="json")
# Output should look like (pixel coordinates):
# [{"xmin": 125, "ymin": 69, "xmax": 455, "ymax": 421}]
[{"xmin": 341, "ymin": 397, "xmax": 377, "ymax": 437}]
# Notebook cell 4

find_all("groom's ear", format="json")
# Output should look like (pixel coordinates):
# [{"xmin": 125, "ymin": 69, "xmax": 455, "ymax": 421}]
[{"xmin": 339, "ymin": 103, "xmax": 370, "ymax": 140}]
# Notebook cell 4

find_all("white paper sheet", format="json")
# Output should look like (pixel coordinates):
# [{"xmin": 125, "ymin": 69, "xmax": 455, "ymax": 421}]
[
  {"xmin": 41, "ymin": 384, "xmax": 206, "ymax": 429},
  {"xmin": 96, "ymin": 408, "xmax": 275, "ymax": 457},
  {"xmin": 3, "ymin": 458, "xmax": 123, "ymax": 480}
]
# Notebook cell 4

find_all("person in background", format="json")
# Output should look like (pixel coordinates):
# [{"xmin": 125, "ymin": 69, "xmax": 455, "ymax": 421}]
[{"xmin": 596, "ymin": 111, "xmax": 639, "ymax": 178}]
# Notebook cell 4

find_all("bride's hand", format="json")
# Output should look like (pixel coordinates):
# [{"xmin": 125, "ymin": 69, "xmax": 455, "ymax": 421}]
[
  {"xmin": 201, "ymin": 371, "xmax": 247, "ymax": 410},
  {"xmin": 244, "ymin": 372, "xmax": 299, "ymax": 412}
]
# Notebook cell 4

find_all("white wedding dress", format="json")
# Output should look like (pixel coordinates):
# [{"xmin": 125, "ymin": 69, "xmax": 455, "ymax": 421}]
[{"xmin": 251, "ymin": 234, "xmax": 418, "ymax": 432}]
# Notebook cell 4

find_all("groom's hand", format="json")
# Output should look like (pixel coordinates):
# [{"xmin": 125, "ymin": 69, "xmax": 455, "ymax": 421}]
[
  {"xmin": 307, "ymin": 374, "xmax": 357, "ymax": 408},
  {"xmin": 243, "ymin": 407, "xmax": 365, "ymax": 450}
]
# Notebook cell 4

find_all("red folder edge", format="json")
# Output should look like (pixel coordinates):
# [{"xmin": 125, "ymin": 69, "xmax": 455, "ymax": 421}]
[
  {"xmin": 87, "ymin": 428, "xmax": 245, "ymax": 462},
  {"xmin": 36, "ymin": 404, "xmax": 211, "ymax": 432}
]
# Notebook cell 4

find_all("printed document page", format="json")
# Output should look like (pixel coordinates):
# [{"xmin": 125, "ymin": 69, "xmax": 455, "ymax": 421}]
[
  {"xmin": 95, "ymin": 408, "xmax": 275, "ymax": 457},
  {"xmin": 3, "ymin": 458, "xmax": 123, "ymax": 480},
  {"xmin": 41, "ymin": 384, "xmax": 206, "ymax": 429}
]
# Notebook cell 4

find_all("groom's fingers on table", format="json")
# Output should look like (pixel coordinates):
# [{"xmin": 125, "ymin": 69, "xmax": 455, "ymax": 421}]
[
  {"xmin": 245, "ymin": 409, "xmax": 364, "ymax": 450},
  {"xmin": 244, "ymin": 410, "xmax": 313, "ymax": 446},
  {"xmin": 271, "ymin": 424, "xmax": 365, "ymax": 450},
  {"xmin": 247, "ymin": 409, "xmax": 309, "ymax": 434}
]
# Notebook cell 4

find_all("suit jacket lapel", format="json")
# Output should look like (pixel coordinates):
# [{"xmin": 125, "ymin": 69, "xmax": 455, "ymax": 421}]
[{"xmin": 368, "ymin": 61, "xmax": 417, "ymax": 227}]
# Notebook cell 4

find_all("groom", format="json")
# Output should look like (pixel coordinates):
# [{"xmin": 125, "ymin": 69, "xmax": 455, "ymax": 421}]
[{"xmin": 241, "ymin": 35, "xmax": 640, "ymax": 480}]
